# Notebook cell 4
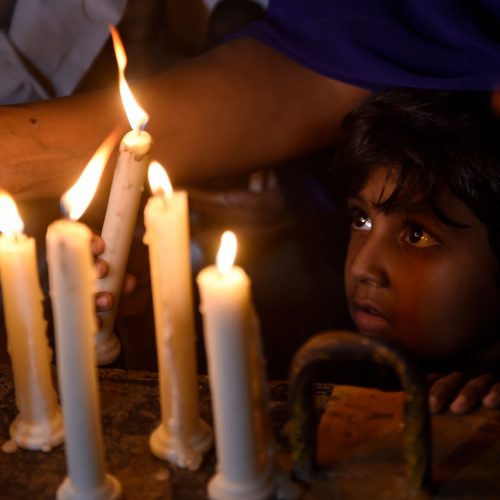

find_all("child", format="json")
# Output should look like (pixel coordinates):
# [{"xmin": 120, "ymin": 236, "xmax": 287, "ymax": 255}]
[{"xmin": 331, "ymin": 89, "xmax": 500, "ymax": 415}]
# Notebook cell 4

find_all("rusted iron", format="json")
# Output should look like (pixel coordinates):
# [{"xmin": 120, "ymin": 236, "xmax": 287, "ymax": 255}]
[{"xmin": 288, "ymin": 330, "xmax": 432, "ymax": 495}]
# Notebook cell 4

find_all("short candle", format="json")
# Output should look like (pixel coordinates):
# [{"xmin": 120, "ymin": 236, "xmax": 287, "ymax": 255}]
[
  {"xmin": 0, "ymin": 192, "xmax": 63, "ymax": 452},
  {"xmin": 197, "ymin": 231, "xmax": 275, "ymax": 500}
]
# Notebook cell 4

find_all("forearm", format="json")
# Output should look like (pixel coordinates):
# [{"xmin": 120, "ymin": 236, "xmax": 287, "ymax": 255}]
[
  {"xmin": 140, "ymin": 38, "xmax": 372, "ymax": 185},
  {"xmin": 0, "ymin": 38, "xmax": 371, "ymax": 199},
  {"xmin": 0, "ymin": 90, "xmax": 125, "ymax": 199}
]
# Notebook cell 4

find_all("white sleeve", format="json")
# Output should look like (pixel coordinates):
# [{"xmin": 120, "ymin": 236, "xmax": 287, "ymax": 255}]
[
  {"xmin": 0, "ymin": 30, "xmax": 50, "ymax": 104},
  {"xmin": 8, "ymin": 0, "xmax": 127, "ymax": 98}
]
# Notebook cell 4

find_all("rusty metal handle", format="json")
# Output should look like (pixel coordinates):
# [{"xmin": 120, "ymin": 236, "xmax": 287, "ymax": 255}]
[{"xmin": 288, "ymin": 330, "xmax": 432, "ymax": 494}]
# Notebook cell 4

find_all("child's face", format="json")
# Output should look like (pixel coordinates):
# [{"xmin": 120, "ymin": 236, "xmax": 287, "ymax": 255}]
[{"xmin": 344, "ymin": 167, "xmax": 500, "ymax": 357}]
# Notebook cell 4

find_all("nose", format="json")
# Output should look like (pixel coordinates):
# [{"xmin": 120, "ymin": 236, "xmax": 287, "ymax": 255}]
[{"xmin": 347, "ymin": 232, "xmax": 390, "ymax": 288}]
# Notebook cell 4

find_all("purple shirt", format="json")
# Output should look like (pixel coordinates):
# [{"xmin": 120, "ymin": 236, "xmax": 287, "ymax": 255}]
[{"xmin": 240, "ymin": 0, "xmax": 500, "ymax": 91}]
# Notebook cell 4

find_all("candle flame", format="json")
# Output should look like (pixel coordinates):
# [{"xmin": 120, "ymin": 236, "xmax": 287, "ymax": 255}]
[
  {"xmin": 0, "ymin": 191, "xmax": 24, "ymax": 236},
  {"xmin": 110, "ymin": 26, "xmax": 149, "ymax": 131},
  {"xmin": 216, "ymin": 231, "xmax": 237, "ymax": 275},
  {"xmin": 148, "ymin": 161, "xmax": 173, "ymax": 199},
  {"xmin": 60, "ymin": 133, "xmax": 117, "ymax": 221}
]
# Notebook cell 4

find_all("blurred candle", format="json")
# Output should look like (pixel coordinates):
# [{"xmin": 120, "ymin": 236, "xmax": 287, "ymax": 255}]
[
  {"xmin": 0, "ymin": 193, "xmax": 63, "ymax": 452},
  {"xmin": 95, "ymin": 26, "xmax": 152, "ymax": 365},
  {"xmin": 46, "ymin": 135, "xmax": 122, "ymax": 500},
  {"xmin": 197, "ymin": 232, "xmax": 275, "ymax": 500},
  {"xmin": 144, "ymin": 161, "xmax": 212, "ymax": 470}
]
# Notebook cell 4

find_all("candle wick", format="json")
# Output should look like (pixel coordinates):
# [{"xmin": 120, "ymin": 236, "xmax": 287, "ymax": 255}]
[
  {"xmin": 59, "ymin": 200, "xmax": 70, "ymax": 220},
  {"xmin": 154, "ymin": 188, "xmax": 169, "ymax": 208},
  {"xmin": 161, "ymin": 193, "xmax": 169, "ymax": 209},
  {"xmin": 59, "ymin": 201, "xmax": 68, "ymax": 218},
  {"xmin": 137, "ymin": 120, "xmax": 148, "ymax": 134},
  {"xmin": 217, "ymin": 268, "xmax": 229, "ymax": 278}
]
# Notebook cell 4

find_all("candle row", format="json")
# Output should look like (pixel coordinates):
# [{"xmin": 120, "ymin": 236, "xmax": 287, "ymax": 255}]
[
  {"xmin": 0, "ymin": 161, "xmax": 279, "ymax": 500},
  {"xmin": 0, "ymin": 26, "xmax": 282, "ymax": 500}
]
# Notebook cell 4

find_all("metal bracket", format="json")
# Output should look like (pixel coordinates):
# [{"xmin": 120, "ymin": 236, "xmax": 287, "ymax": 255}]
[{"xmin": 288, "ymin": 330, "xmax": 432, "ymax": 495}]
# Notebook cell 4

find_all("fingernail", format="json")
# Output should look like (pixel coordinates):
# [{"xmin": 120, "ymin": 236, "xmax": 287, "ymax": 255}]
[
  {"xmin": 428, "ymin": 395, "xmax": 439, "ymax": 414},
  {"xmin": 94, "ymin": 260, "xmax": 107, "ymax": 278},
  {"xmin": 483, "ymin": 392, "xmax": 500, "ymax": 408},
  {"xmin": 451, "ymin": 395, "xmax": 467, "ymax": 414},
  {"xmin": 96, "ymin": 294, "xmax": 111, "ymax": 308}
]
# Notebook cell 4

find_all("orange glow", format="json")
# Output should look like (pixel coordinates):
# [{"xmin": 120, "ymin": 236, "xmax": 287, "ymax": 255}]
[
  {"xmin": 216, "ymin": 231, "xmax": 237, "ymax": 275},
  {"xmin": 0, "ymin": 191, "xmax": 24, "ymax": 236},
  {"xmin": 148, "ymin": 161, "xmax": 173, "ymax": 199},
  {"xmin": 110, "ymin": 26, "xmax": 149, "ymax": 130},
  {"xmin": 60, "ymin": 133, "xmax": 117, "ymax": 221}
]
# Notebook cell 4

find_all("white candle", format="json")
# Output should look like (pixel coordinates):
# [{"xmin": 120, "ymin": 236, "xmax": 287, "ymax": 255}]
[
  {"xmin": 47, "ymin": 137, "xmax": 122, "ymax": 500},
  {"xmin": 144, "ymin": 162, "xmax": 212, "ymax": 470},
  {"xmin": 197, "ymin": 232, "xmax": 275, "ymax": 500},
  {"xmin": 95, "ymin": 27, "xmax": 152, "ymax": 365},
  {"xmin": 95, "ymin": 130, "xmax": 151, "ymax": 365},
  {"xmin": 0, "ymin": 193, "xmax": 63, "ymax": 452}
]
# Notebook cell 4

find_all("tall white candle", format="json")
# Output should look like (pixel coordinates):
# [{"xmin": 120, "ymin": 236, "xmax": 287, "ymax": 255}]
[
  {"xmin": 0, "ymin": 193, "xmax": 63, "ymax": 452},
  {"xmin": 144, "ymin": 162, "xmax": 212, "ymax": 470},
  {"xmin": 95, "ymin": 129, "xmax": 151, "ymax": 365},
  {"xmin": 197, "ymin": 232, "xmax": 275, "ymax": 500},
  {"xmin": 95, "ymin": 27, "xmax": 152, "ymax": 365},
  {"xmin": 47, "ymin": 137, "xmax": 122, "ymax": 500}
]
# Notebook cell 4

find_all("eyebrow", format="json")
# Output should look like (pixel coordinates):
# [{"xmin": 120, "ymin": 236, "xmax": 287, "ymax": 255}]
[{"xmin": 347, "ymin": 194, "xmax": 471, "ymax": 229}]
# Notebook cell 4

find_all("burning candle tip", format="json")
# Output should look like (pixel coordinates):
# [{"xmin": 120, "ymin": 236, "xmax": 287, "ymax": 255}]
[
  {"xmin": 216, "ymin": 231, "xmax": 237, "ymax": 276},
  {"xmin": 0, "ymin": 191, "xmax": 25, "ymax": 236},
  {"xmin": 148, "ymin": 161, "xmax": 173, "ymax": 201}
]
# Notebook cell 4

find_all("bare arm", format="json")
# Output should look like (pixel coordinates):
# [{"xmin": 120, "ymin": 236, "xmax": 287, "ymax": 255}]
[{"xmin": 0, "ymin": 38, "xmax": 371, "ymax": 199}]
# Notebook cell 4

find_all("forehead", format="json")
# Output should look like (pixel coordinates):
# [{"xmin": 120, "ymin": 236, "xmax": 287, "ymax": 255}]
[
  {"xmin": 354, "ymin": 166, "xmax": 398, "ymax": 204},
  {"xmin": 352, "ymin": 166, "xmax": 480, "ymax": 227}
]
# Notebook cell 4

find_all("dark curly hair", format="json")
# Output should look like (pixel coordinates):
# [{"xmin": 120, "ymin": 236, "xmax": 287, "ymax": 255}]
[{"xmin": 331, "ymin": 89, "xmax": 500, "ymax": 259}]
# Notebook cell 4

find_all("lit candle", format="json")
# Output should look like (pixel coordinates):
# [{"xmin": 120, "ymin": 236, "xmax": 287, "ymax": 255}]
[
  {"xmin": 0, "ymin": 193, "xmax": 63, "ymax": 452},
  {"xmin": 46, "ymin": 135, "xmax": 122, "ymax": 500},
  {"xmin": 197, "ymin": 232, "xmax": 275, "ymax": 500},
  {"xmin": 95, "ymin": 27, "xmax": 152, "ymax": 365},
  {"xmin": 144, "ymin": 161, "xmax": 212, "ymax": 470}
]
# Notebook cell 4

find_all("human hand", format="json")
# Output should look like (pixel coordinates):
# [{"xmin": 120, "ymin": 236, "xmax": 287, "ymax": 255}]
[
  {"xmin": 91, "ymin": 234, "xmax": 137, "ymax": 314},
  {"xmin": 427, "ymin": 371, "xmax": 500, "ymax": 415}
]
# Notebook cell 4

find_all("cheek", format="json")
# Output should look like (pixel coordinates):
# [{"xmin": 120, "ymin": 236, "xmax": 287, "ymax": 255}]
[
  {"xmin": 396, "ymin": 260, "xmax": 500, "ymax": 356},
  {"xmin": 344, "ymin": 237, "xmax": 361, "ymax": 292},
  {"xmin": 389, "ymin": 272, "xmax": 437, "ymax": 351}
]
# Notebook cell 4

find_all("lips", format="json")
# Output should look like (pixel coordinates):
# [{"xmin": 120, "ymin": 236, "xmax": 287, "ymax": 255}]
[{"xmin": 350, "ymin": 299, "xmax": 392, "ymax": 334}]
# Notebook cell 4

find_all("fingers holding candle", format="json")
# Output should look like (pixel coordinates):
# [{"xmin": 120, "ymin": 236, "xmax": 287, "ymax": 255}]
[
  {"xmin": 92, "ymin": 232, "xmax": 138, "ymax": 319},
  {"xmin": 95, "ymin": 274, "xmax": 138, "ymax": 316},
  {"xmin": 91, "ymin": 233, "xmax": 105, "ymax": 256},
  {"xmin": 92, "ymin": 233, "xmax": 137, "ymax": 293}
]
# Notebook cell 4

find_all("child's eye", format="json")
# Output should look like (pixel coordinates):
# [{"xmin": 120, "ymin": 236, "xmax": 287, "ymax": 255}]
[
  {"xmin": 351, "ymin": 209, "xmax": 372, "ymax": 231},
  {"xmin": 405, "ymin": 225, "xmax": 437, "ymax": 247}
]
